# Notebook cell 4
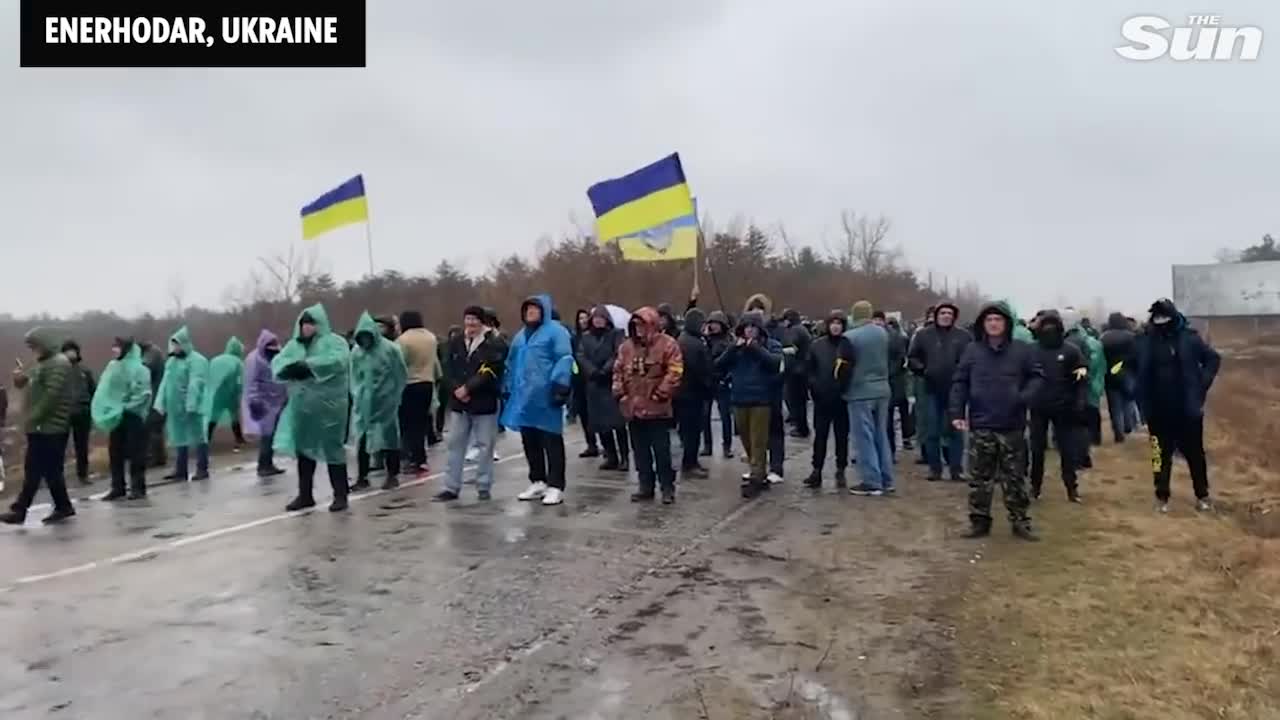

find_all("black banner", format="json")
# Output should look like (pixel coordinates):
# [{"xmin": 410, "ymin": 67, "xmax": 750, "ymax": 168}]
[{"xmin": 19, "ymin": 0, "xmax": 366, "ymax": 67}]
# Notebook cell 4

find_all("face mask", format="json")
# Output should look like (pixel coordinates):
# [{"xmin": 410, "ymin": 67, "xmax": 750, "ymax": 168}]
[{"xmin": 264, "ymin": 347, "xmax": 280, "ymax": 359}]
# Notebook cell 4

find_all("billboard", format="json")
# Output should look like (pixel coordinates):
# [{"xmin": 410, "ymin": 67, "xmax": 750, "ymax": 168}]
[{"xmin": 1172, "ymin": 261, "xmax": 1280, "ymax": 317}]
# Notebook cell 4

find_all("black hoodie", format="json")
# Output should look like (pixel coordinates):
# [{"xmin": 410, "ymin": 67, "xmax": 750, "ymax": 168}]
[
  {"xmin": 704, "ymin": 310, "xmax": 733, "ymax": 388},
  {"xmin": 908, "ymin": 302, "xmax": 973, "ymax": 395},
  {"xmin": 1031, "ymin": 310, "xmax": 1088, "ymax": 416},
  {"xmin": 948, "ymin": 303, "xmax": 1042, "ymax": 432},
  {"xmin": 677, "ymin": 308, "xmax": 712, "ymax": 400},
  {"xmin": 1099, "ymin": 312, "xmax": 1136, "ymax": 391},
  {"xmin": 781, "ymin": 308, "xmax": 812, "ymax": 377},
  {"xmin": 806, "ymin": 311, "xmax": 853, "ymax": 401}
]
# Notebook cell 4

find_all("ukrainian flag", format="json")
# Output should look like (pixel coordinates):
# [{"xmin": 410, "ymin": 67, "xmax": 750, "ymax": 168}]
[
  {"xmin": 301, "ymin": 175, "xmax": 369, "ymax": 240},
  {"xmin": 588, "ymin": 154, "xmax": 696, "ymax": 249},
  {"xmin": 614, "ymin": 201, "xmax": 699, "ymax": 261}
]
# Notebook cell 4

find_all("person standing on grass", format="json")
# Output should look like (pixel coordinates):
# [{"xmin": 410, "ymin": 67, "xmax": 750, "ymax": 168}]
[
  {"xmin": 1060, "ymin": 308, "xmax": 1103, "ymax": 470},
  {"xmin": 242, "ymin": 329, "xmax": 287, "ymax": 478},
  {"xmin": 155, "ymin": 326, "xmax": 211, "ymax": 482},
  {"xmin": 909, "ymin": 302, "xmax": 971, "ymax": 482},
  {"xmin": 1027, "ymin": 310, "xmax": 1087, "ymax": 504},
  {"xmin": 702, "ymin": 311, "xmax": 735, "ymax": 459},
  {"xmin": 1100, "ymin": 312, "xmax": 1138, "ymax": 442},
  {"xmin": 716, "ymin": 311, "xmax": 782, "ymax": 499},
  {"xmin": 273, "ymin": 304, "xmax": 352, "ymax": 513},
  {"xmin": 1133, "ymin": 298, "xmax": 1221, "ymax": 513},
  {"xmin": 350, "ymin": 312, "xmax": 408, "ymax": 492},
  {"xmin": 396, "ymin": 310, "xmax": 439, "ymax": 476},
  {"xmin": 803, "ymin": 310, "xmax": 853, "ymax": 489},
  {"xmin": 614, "ymin": 307, "xmax": 685, "ymax": 504},
  {"xmin": 59, "ymin": 340, "xmax": 96, "ymax": 486},
  {"xmin": 91, "ymin": 337, "xmax": 153, "ymax": 501},
  {"xmin": 436, "ymin": 305, "xmax": 507, "ymax": 502},
  {"xmin": 205, "ymin": 337, "xmax": 247, "ymax": 452},
  {"xmin": 505, "ymin": 294, "xmax": 574, "ymax": 507},
  {"xmin": 674, "ymin": 307, "xmax": 712, "ymax": 479},
  {"xmin": 576, "ymin": 306, "xmax": 629, "ymax": 472},
  {"xmin": 949, "ymin": 303, "xmax": 1043, "ymax": 541},
  {"xmin": 1, "ymin": 328, "xmax": 76, "ymax": 525},
  {"xmin": 845, "ymin": 301, "xmax": 895, "ymax": 496}
]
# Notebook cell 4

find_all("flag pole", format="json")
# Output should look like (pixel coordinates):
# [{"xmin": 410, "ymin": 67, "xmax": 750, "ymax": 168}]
[{"xmin": 363, "ymin": 184, "xmax": 375, "ymax": 277}]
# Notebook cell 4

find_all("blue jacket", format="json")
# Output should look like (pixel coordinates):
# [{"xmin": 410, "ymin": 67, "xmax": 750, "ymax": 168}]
[
  {"xmin": 500, "ymin": 294, "xmax": 574, "ymax": 433},
  {"xmin": 1133, "ymin": 315, "xmax": 1220, "ymax": 420},
  {"xmin": 843, "ymin": 320, "xmax": 891, "ymax": 402},
  {"xmin": 716, "ymin": 317, "xmax": 782, "ymax": 407}
]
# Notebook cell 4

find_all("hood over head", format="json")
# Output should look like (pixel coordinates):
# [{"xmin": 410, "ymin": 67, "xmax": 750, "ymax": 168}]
[
  {"xmin": 743, "ymin": 293, "xmax": 774, "ymax": 317},
  {"xmin": 520, "ymin": 294, "xmax": 553, "ymax": 329},
  {"xmin": 398, "ymin": 310, "xmax": 424, "ymax": 331},
  {"xmin": 169, "ymin": 326, "xmax": 196, "ymax": 354},
  {"xmin": 683, "ymin": 308, "xmax": 706, "ymax": 337},
  {"xmin": 1107, "ymin": 312, "xmax": 1128, "ymax": 331},
  {"xmin": 974, "ymin": 302, "xmax": 1013, "ymax": 343},
  {"xmin": 782, "ymin": 308, "xmax": 801, "ymax": 325},
  {"xmin": 588, "ymin": 305, "xmax": 615, "ymax": 330},
  {"xmin": 739, "ymin": 310, "xmax": 768, "ymax": 335},
  {"xmin": 254, "ymin": 329, "xmax": 280, "ymax": 355},
  {"xmin": 826, "ymin": 309, "xmax": 849, "ymax": 335},
  {"xmin": 60, "ymin": 339, "xmax": 82, "ymax": 358},
  {"xmin": 354, "ymin": 311, "xmax": 381, "ymax": 344},
  {"xmin": 223, "ymin": 336, "xmax": 245, "ymax": 358},
  {"xmin": 113, "ymin": 336, "xmax": 136, "ymax": 356},
  {"xmin": 628, "ymin": 306, "xmax": 662, "ymax": 340},
  {"xmin": 1147, "ymin": 298, "xmax": 1186, "ymax": 331},
  {"xmin": 24, "ymin": 327, "xmax": 62, "ymax": 357},
  {"xmin": 934, "ymin": 302, "xmax": 960, "ymax": 327},
  {"xmin": 1036, "ymin": 309, "xmax": 1066, "ymax": 347},
  {"xmin": 706, "ymin": 310, "xmax": 730, "ymax": 335},
  {"xmin": 294, "ymin": 304, "xmax": 333, "ymax": 338}
]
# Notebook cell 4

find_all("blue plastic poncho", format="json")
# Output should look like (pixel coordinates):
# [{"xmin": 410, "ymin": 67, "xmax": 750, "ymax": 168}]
[{"xmin": 500, "ymin": 294, "xmax": 573, "ymax": 434}]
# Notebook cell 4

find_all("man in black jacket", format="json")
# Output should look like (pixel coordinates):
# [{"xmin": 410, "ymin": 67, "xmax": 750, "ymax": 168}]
[
  {"xmin": 1100, "ymin": 312, "xmax": 1138, "ymax": 443},
  {"xmin": 702, "ymin": 311, "xmax": 735, "ymax": 458},
  {"xmin": 576, "ymin": 306, "xmax": 629, "ymax": 471},
  {"xmin": 60, "ymin": 340, "xmax": 96, "ymax": 485},
  {"xmin": 436, "ymin": 305, "xmax": 507, "ymax": 502},
  {"xmin": 1028, "ymin": 310, "xmax": 1087, "ymax": 503},
  {"xmin": 909, "ymin": 302, "xmax": 972, "ymax": 481},
  {"xmin": 570, "ymin": 309, "xmax": 600, "ymax": 458},
  {"xmin": 675, "ymin": 308, "xmax": 712, "ymax": 477},
  {"xmin": 781, "ymin": 308, "xmax": 812, "ymax": 438},
  {"xmin": 884, "ymin": 314, "xmax": 914, "ymax": 457},
  {"xmin": 804, "ymin": 311, "xmax": 853, "ymax": 488},
  {"xmin": 949, "ymin": 302, "xmax": 1043, "ymax": 541}
]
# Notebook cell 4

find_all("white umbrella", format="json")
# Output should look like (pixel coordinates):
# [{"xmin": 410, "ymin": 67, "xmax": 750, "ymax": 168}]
[{"xmin": 603, "ymin": 304, "xmax": 632, "ymax": 330}]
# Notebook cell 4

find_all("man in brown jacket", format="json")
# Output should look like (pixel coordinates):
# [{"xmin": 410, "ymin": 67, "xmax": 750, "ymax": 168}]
[
  {"xmin": 613, "ymin": 307, "xmax": 684, "ymax": 504},
  {"xmin": 396, "ymin": 310, "xmax": 440, "ymax": 474}
]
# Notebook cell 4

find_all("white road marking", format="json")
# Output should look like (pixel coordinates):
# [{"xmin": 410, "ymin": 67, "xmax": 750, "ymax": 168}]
[{"xmin": 0, "ymin": 452, "xmax": 532, "ymax": 592}]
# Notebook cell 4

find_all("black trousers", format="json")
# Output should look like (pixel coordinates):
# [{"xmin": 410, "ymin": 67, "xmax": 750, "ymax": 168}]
[
  {"xmin": 296, "ymin": 454, "xmax": 349, "ymax": 501},
  {"xmin": 357, "ymin": 434, "xmax": 401, "ymax": 480},
  {"xmin": 785, "ymin": 375, "xmax": 810, "ymax": 434},
  {"xmin": 768, "ymin": 395, "xmax": 785, "ymax": 476},
  {"xmin": 399, "ymin": 382, "xmax": 433, "ymax": 468},
  {"xmin": 520, "ymin": 427, "xmax": 566, "ymax": 490},
  {"xmin": 1086, "ymin": 405, "xmax": 1102, "ymax": 446},
  {"xmin": 599, "ymin": 427, "xmax": 629, "ymax": 463},
  {"xmin": 675, "ymin": 397, "xmax": 706, "ymax": 469},
  {"xmin": 146, "ymin": 410, "xmax": 167, "ymax": 468},
  {"xmin": 69, "ymin": 413, "xmax": 91, "ymax": 480},
  {"xmin": 703, "ymin": 386, "xmax": 734, "ymax": 451},
  {"xmin": 1029, "ymin": 410, "xmax": 1078, "ymax": 493},
  {"xmin": 1151, "ymin": 416, "xmax": 1209, "ymax": 501},
  {"xmin": 257, "ymin": 433, "xmax": 276, "ymax": 472},
  {"xmin": 108, "ymin": 413, "xmax": 147, "ymax": 495},
  {"xmin": 629, "ymin": 419, "xmax": 675, "ymax": 494},
  {"xmin": 14, "ymin": 433, "xmax": 73, "ymax": 514},
  {"xmin": 887, "ymin": 396, "xmax": 914, "ymax": 455},
  {"xmin": 812, "ymin": 400, "xmax": 849, "ymax": 473},
  {"xmin": 207, "ymin": 419, "xmax": 246, "ymax": 447}
]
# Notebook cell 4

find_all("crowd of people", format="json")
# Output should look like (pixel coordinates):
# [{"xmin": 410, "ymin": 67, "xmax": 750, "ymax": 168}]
[{"xmin": 2, "ymin": 290, "xmax": 1220, "ymax": 541}]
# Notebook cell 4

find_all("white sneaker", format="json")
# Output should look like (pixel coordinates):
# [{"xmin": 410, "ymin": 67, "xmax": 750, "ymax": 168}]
[
  {"xmin": 741, "ymin": 472, "xmax": 752, "ymax": 481},
  {"xmin": 767, "ymin": 472, "xmax": 784, "ymax": 485},
  {"xmin": 518, "ymin": 482, "xmax": 548, "ymax": 501},
  {"xmin": 1196, "ymin": 498, "xmax": 1213, "ymax": 512},
  {"xmin": 465, "ymin": 447, "xmax": 480, "ymax": 463},
  {"xmin": 493, "ymin": 451, "xmax": 501, "ymax": 462},
  {"xmin": 1156, "ymin": 501, "xmax": 1169, "ymax": 514},
  {"xmin": 541, "ymin": 487, "xmax": 564, "ymax": 505}
]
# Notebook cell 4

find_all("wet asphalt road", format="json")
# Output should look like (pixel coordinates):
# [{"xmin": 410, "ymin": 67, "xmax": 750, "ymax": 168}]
[{"xmin": 0, "ymin": 431, "xmax": 815, "ymax": 719}]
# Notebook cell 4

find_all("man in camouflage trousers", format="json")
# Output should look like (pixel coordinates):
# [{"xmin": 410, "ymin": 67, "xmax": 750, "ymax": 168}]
[{"xmin": 948, "ymin": 302, "xmax": 1043, "ymax": 540}]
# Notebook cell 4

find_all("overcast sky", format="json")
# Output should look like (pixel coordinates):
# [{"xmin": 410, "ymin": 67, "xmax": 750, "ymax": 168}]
[{"xmin": 2, "ymin": 0, "xmax": 1275, "ymax": 319}]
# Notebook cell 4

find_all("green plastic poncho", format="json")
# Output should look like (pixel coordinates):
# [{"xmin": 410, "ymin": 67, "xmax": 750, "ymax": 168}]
[
  {"xmin": 271, "ymin": 304, "xmax": 351, "ymax": 465},
  {"xmin": 349, "ymin": 312, "xmax": 407, "ymax": 454},
  {"xmin": 205, "ymin": 336, "xmax": 245, "ymax": 427},
  {"xmin": 91, "ymin": 344, "xmax": 152, "ymax": 432},
  {"xmin": 153, "ymin": 326, "xmax": 210, "ymax": 447},
  {"xmin": 1075, "ymin": 330, "xmax": 1106, "ymax": 407},
  {"xmin": 998, "ymin": 299, "xmax": 1035, "ymax": 345}
]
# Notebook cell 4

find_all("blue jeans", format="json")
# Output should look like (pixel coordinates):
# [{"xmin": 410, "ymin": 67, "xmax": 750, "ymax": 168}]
[
  {"xmin": 174, "ymin": 444, "xmax": 209, "ymax": 479},
  {"xmin": 923, "ymin": 391, "xmax": 964, "ymax": 477},
  {"xmin": 445, "ymin": 412, "xmax": 499, "ymax": 493},
  {"xmin": 849, "ymin": 398, "xmax": 894, "ymax": 490}
]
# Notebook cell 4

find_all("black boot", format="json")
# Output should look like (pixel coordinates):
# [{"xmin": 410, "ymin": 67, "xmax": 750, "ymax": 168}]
[
  {"xmin": 700, "ymin": 445, "xmax": 713, "ymax": 457},
  {"xmin": 351, "ymin": 478, "xmax": 372, "ymax": 491},
  {"xmin": 42, "ymin": 508, "xmax": 75, "ymax": 524},
  {"xmin": 329, "ymin": 466, "xmax": 350, "ymax": 512},
  {"xmin": 963, "ymin": 520, "xmax": 991, "ymax": 538},
  {"xmin": 1012, "ymin": 524, "xmax": 1040, "ymax": 542},
  {"xmin": 723, "ymin": 445, "xmax": 734, "ymax": 459},
  {"xmin": 381, "ymin": 476, "xmax": 400, "ymax": 491},
  {"xmin": 599, "ymin": 454, "xmax": 620, "ymax": 471},
  {"xmin": 102, "ymin": 489, "xmax": 128, "ymax": 501},
  {"xmin": 1067, "ymin": 488, "xmax": 1083, "ymax": 504},
  {"xmin": 617, "ymin": 456, "xmax": 630, "ymax": 472},
  {"xmin": 803, "ymin": 471, "xmax": 823, "ymax": 488},
  {"xmin": 579, "ymin": 446, "xmax": 601, "ymax": 459},
  {"xmin": 741, "ymin": 478, "xmax": 765, "ymax": 499},
  {"xmin": 631, "ymin": 488, "xmax": 655, "ymax": 502},
  {"xmin": 834, "ymin": 469, "xmax": 848, "ymax": 489},
  {"xmin": 287, "ymin": 463, "xmax": 316, "ymax": 512},
  {"xmin": 0, "ymin": 510, "xmax": 27, "ymax": 525},
  {"xmin": 683, "ymin": 465, "xmax": 709, "ymax": 480}
]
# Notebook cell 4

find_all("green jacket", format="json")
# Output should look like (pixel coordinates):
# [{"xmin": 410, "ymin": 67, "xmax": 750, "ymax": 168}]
[
  {"xmin": 272, "ymin": 304, "xmax": 351, "ymax": 465},
  {"xmin": 998, "ymin": 299, "xmax": 1035, "ymax": 344},
  {"xmin": 349, "ymin": 312, "xmax": 408, "ymax": 454},
  {"xmin": 1068, "ymin": 328, "xmax": 1106, "ymax": 406},
  {"xmin": 17, "ymin": 328, "xmax": 74, "ymax": 435},
  {"xmin": 91, "ymin": 343, "xmax": 153, "ymax": 431},
  {"xmin": 154, "ymin": 326, "xmax": 211, "ymax": 447}
]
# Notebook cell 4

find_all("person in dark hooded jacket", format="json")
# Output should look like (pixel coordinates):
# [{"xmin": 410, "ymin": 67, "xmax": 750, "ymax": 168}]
[
  {"xmin": 885, "ymin": 316, "xmax": 914, "ymax": 457},
  {"xmin": 702, "ymin": 310, "xmax": 735, "ymax": 458},
  {"xmin": 1028, "ymin": 310, "xmax": 1087, "ymax": 503},
  {"xmin": 675, "ymin": 307, "xmax": 712, "ymax": 477},
  {"xmin": 909, "ymin": 301, "xmax": 972, "ymax": 481},
  {"xmin": 742, "ymin": 294, "xmax": 788, "ymax": 482},
  {"xmin": 804, "ymin": 311, "xmax": 853, "ymax": 488},
  {"xmin": 717, "ymin": 310, "xmax": 783, "ymax": 498},
  {"xmin": 1100, "ymin": 311, "xmax": 1138, "ymax": 442},
  {"xmin": 576, "ymin": 306, "xmax": 629, "ymax": 471},
  {"xmin": 570, "ymin": 309, "xmax": 599, "ymax": 456},
  {"xmin": 781, "ymin": 308, "xmax": 812, "ymax": 438},
  {"xmin": 60, "ymin": 340, "xmax": 97, "ymax": 485},
  {"xmin": 948, "ymin": 303, "xmax": 1042, "ymax": 541},
  {"xmin": 1133, "ymin": 298, "xmax": 1220, "ymax": 512}
]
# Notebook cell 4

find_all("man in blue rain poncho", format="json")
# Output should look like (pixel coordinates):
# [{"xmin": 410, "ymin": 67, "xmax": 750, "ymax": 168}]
[
  {"xmin": 272, "ymin": 304, "xmax": 352, "ymax": 512},
  {"xmin": 503, "ymin": 294, "xmax": 574, "ymax": 506},
  {"xmin": 205, "ymin": 336, "xmax": 247, "ymax": 451},
  {"xmin": 350, "ymin": 312, "xmax": 407, "ymax": 492},
  {"xmin": 92, "ymin": 337, "xmax": 154, "ymax": 500},
  {"xmin": 154, "ymin": 326, "xmax": 211, "ymax": 481}
]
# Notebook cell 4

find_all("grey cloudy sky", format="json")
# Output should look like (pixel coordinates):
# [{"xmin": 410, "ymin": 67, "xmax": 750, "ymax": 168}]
[{"xmin": 2, "ymin": 0, "xmax": 1276, "ymax": 319}]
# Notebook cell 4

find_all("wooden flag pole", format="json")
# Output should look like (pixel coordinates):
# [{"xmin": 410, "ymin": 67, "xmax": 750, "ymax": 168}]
[{"xmin": 363, "ymin": 190, "xmax": 376, "ymax": 277}]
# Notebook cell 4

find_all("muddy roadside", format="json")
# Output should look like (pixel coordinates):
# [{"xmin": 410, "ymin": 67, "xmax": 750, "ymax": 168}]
[{"xmin": 445, "ymin": 459, "xmax": 978, "ymax": 720}]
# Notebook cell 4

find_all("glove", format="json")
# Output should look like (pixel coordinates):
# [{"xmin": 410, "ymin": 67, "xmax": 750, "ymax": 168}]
[
  {"xmin": 249, "ymin": 400, "xmax": 266, "ymax": 421},
  {"xmin": 279, "ymin": 362, "xmax": 312, "ymax": 381},
  {"xmin": 550, "ymin": 383, "xmax": 571, "ymax": 408}
]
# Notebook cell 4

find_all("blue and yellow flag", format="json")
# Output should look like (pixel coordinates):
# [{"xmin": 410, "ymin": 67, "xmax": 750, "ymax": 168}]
[
  {"xmin": 588, "ymin": 154, "xmax": 696, "ymax": 259},
  {"xmin": 301, "ymin": 175, "xmax": 369, "ymax": 240}
]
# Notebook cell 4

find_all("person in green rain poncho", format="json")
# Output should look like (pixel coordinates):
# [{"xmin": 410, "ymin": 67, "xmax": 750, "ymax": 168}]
[
  {"xmin": 91, "ymin": 337, "xmax": 154, "ymax": 500},
  {"xmin": 153, "ymin": 326, "xmax": 211, "ymax": 481},
  {"xmin": 205, "ymin": 337, "xmax": 247, "ymax": 451},
  {"xmin": 350, "ymin": 312, "xmax": 407, "ymax": 492},
  {"xmin": 272, "ymin": 304, "xmax": 352, "ymax": 512}
]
